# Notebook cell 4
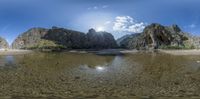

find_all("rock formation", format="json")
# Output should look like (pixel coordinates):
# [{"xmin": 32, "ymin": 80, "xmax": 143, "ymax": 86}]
[
  {"xmin": 43, "ymin": 27, "xmax": 87, "ymax": 49},
  {"xmin": 12, "ymin": 27, "xmax": 117, "ymax": 50},
  {"xmin": 184, "ymin": 34, "xmax": 200, "ymax": 49},
  {"xmin": 0, "ymin": 37, "xmax": 9, "ymax": 49},
  {"xmin": 86, "ymin": 29, "xmax": 117, "ymax": 49},
  {"xmin": 12, "ymin": 28, "xmax": 49, "ymax": 49},
  {"xmin": 118, "ymin": 23, "xmax": 190, "ymax": 50}
]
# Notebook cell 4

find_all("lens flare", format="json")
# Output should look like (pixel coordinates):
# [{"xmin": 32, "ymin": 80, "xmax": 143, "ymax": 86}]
[{"xmin": 96, "ymin": 27, "xmax": 105, "ymax": 32}]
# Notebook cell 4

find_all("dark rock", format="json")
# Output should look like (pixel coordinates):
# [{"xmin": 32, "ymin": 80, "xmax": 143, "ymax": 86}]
[
  {"xmin": 12, "ymin": 27, "xmax": 117, "ymax": 50},
  {"xmin": 74, "ymin": 76, "xmax": 80, "ymax": 79},
  {"xmin": 86, "ymin": 28, "xmax": 118, "ymax": 49},
  {"xmin": 117, "ymin": 33, "xmax": 144, "ymax": 49},
  {"xmin": 43, "ymin": 27, "xmax": 87, "ymax": 49}
]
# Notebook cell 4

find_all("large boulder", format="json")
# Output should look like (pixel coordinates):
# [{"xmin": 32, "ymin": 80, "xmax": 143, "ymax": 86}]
[
  {"xmin": 118, "ymin": 23, "xmax": 190, "ymax": 50},
  {"xmin": 0, "ymin": 37, "xmax": 9, "ymax": 49}
]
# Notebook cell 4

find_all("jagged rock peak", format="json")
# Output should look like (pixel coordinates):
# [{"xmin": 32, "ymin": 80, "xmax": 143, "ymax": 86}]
[
  {"xmin": 117, "ymin": 23, "xmax": 191, "ymax": 50},
  {"xmin": 88, "ymin": 28, "xmax": 96, "ymax": 33}
]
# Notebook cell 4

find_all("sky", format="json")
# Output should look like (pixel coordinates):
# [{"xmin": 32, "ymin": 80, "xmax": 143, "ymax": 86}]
[{"xmin": 0, "ymin": 0, "xmax": 200, "ymax": 44}]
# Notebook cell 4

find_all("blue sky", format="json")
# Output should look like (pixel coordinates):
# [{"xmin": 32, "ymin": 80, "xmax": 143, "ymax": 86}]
[{"xmin": 0, "ymin": 0, "xmax": 200, "ymax": 44}]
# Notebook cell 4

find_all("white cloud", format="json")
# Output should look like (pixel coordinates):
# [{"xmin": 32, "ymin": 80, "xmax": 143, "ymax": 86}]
[
  {"xmin": 189, "ymin": 24, "xmax": 196, "ymax": 28},
  {"xmin": 93, "ymin": 6, "xmax": 98, "ymax": 10},
  {"xmin": 102, "ymin": 5, "xmax": 109, "ymax": 8},
  {"xmin": 113, "ymin": 16, "xmax": 146, "ymax": 33},
  {"xmin": 87, "ymin": 6, "xmax": 98, "ymax": 10},
  {"xmin": 87, "ymin": 5, "xmax": 109, "ymax": 10}
]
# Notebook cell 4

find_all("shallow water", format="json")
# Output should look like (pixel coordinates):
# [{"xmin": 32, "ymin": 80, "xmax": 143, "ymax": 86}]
[{"xmin": 0, "ymin": 52, "xmax": 199, "ymax": 99}]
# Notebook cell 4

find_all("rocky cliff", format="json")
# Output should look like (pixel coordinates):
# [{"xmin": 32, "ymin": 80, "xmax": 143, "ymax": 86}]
[
  {"xmin": 184, "ymin": 34, "xmax": 200, "ymax": 49},
  {"xmin": 86, "ymin": 29, "xmax": 117, "ymax": 49},
  {"xmin": 118, "ymin": 23, "xmax": 191, "ymax": 50},
  {"xmin": 0, "ymin": 37, "xmax": 9, "ymax": 49},
  {"xmin": 12, "ymin": 27, "xmax": 117, "ymax": 50},
  {"xmin": 43, "ymin": 27, "xmax": 87, "ymax": 49},
  {"xmin": 12, "ymin": 28, "xmax": 49, "ymax": 49}
]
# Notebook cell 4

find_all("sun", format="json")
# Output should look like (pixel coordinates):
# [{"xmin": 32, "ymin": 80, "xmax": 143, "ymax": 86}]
[{"xmin": 96, "ymin": 27, "xmax": 105, "ymax": 32}]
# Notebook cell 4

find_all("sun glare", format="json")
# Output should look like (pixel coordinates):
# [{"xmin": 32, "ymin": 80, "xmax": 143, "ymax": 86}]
[{"xmin": 96, "ymin": 27, "xmax": 105, "ymax": 32}]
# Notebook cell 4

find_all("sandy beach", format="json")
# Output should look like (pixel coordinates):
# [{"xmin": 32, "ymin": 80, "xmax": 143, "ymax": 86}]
[
  {"xmin": 0, "ymin": 49, "xmax": 32, "ymax": 55},
  {"xmin": 159, "ymin": 49, "xmax": 200, "ymax": 55}
]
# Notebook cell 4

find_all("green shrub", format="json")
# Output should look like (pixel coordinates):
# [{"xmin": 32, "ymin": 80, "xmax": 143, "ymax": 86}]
[{"xmin": 25, "ymin": 40, "xmax": 67, "ymax": 51}]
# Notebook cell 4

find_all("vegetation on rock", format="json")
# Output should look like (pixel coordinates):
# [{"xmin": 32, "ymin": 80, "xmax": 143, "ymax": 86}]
[
  {"xmin": 118, "ymin": 23, "xmax": 199, "ymax": 50},
  {"xmin": 11, "ymin": 24, "xmax": 200, "ymax": 51},
  {"xmin": 24, "ymin": 40, "xmax": 66, "ymax": 51},
  {"xmin": 12, "ymin": 27, "xmax": 117, "ymax": 50}
]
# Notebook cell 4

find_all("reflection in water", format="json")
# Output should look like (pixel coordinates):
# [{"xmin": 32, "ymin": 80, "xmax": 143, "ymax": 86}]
[
  {"xmin": 5, "ymin": 56, "xmax": 15, "ymax": 66},
  {"xmin": 96, "ymin": 66, "xmax": 105, "ymax": 71},
  {"xmin": 0, "ymin": 55, "xmax": 15, "ymax": 68},
  {"xmin": 0, "ymin": 52, "xmax": 199, "ymax": 98}
]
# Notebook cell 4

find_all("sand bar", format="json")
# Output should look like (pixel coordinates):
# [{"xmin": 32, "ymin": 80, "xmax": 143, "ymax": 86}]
[
  {"xmin": 159, "ymin": 49, "xmax": 200, "ymax": 55},
  {"xmin": 0, "ymin": 49, "xmax": 32, "ymax": 55}
]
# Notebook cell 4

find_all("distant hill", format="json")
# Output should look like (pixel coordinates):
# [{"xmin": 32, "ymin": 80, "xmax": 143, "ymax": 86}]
[
  {"xmin": 12, "ymin": 27, "xmax": 117, "ymax": 50},
  {"xmin": 117, "ymin": 23, "xmax": 200, "ymax": 50}
]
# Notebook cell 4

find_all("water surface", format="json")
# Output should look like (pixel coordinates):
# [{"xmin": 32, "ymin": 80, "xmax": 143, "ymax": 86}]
[{"xmin": 0, "ymin": 52, "xmax": 199, "ymax": 99}]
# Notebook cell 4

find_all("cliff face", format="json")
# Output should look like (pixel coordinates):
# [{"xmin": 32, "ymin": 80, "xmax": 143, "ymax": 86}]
[
  {"xmin": 43, "ymin": 27, "xmax": 87, "ymax": 49},
  {"xmin": 86, "ymin": 29, "xmax": 117, "ymax": 49},
  {"xmin": 184, "ymin": 35, "xmax": 200, "ymax": 49},
  {"xmin": 12, "ymin": 27, "xmax": 117, "ymax": 50},
  {"xmin": 118, "ymin": 23, "xmax": 190, "ymax": 50},
  {"xmin": 12, "ymin": 28, "xmax": 49, "ymax": 49},
  {"xmin": 0, "ymin": 37, "xmax": 9, "ymax": 49}
]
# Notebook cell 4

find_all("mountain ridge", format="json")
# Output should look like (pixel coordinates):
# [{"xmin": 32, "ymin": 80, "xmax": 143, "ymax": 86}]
[
  {"xmin": 8, "ymin": 23, "xmax": 200, "ymax": 51},
  {"xmin": 11, "ymin": 27, "xmax": 118, "ymax": 50},
  {"xmin": 117, "ymin": 23, "xmax": 200, "ymax": 50}
]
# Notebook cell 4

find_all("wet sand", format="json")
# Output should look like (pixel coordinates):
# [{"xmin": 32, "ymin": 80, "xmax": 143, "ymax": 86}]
[
  {"xmin": 0, "ymin": 49, "xmax": 32, "ymax": 55},
  {"xmin": 68, "ymin": 49, "xmax": 139, "ymax": 56},
  {"xmin": 159, "ymin": 49, "xmax": 200, "ymax": 55},
  {"xmin": 0, "ymin": 49, "xmax": 146, "ymax": 56}
]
